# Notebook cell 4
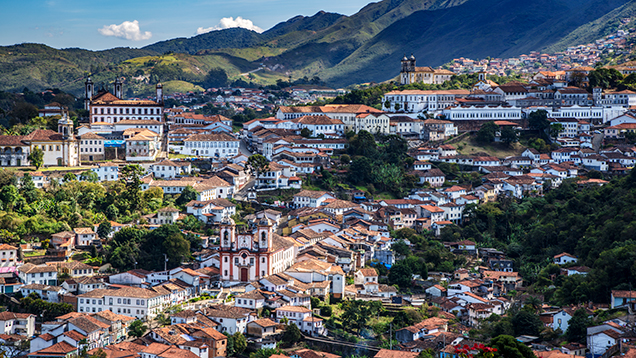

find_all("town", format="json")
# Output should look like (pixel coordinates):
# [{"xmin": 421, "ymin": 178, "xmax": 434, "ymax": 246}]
[{"xmin": 1, "ymin": 27, "xmax": 636, "ymax": 358}]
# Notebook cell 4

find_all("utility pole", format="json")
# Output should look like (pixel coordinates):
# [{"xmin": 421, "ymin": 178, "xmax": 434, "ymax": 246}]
[
  {"xmin": 389, "ymin": 323, "xmax": 393, "ymax": 350},
  {"xmin": 164, "ymin": 254, "xmax": 168, "ymax": 272}
]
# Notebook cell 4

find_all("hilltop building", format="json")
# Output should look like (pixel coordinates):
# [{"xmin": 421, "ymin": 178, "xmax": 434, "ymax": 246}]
[{"xmin": 400, "ymin": 54, "xmax": 454, "ymax": 85}]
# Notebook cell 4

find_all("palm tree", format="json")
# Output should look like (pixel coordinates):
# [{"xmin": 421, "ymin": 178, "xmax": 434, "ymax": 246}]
[{"xmin": 525, "ymin": 295, "xmax": 543, "ymax": 313}]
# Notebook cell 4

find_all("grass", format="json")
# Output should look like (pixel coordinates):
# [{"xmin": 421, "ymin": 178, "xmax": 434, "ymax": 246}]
[
  {"xmin": 162, "ymin": 80, "xmax": 204, "ymax": 94},
  {"xmin": 455, "ymin": 135, "xmax": 524, "ymax": 158},
  {"xmin": 168, "ymin": 153, "xmax": 194, "ymax": 159},
  {"xmin": 23, "ymin": 250, "xmax": 46, "ymax": 257}
]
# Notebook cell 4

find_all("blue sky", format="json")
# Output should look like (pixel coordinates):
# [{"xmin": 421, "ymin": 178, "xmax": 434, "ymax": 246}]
[{"xmin": 0, "ymin": 0, "xmax": 374, "ymax": 50}]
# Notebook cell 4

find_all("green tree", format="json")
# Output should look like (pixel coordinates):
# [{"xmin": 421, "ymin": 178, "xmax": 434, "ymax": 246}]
[
  {"xmin": 477, "ymin": 121, "xmax": 499, "ymax": 143},
  {"xmin": 565, "ymin": 309, "xmax": 592, "ymax": 344},
  {"xmin": 388, "ymin": 260, "xmax": 413, "ymax": 288},
  {"xmin": 282, "ymin": 322, "xmax": 302, "ymax": 346},
  {"xmin": 391, "ymin": 240, "xmax": 411, "ymax": 257},
  {"xmin": 128, "ymin": 320, "xmax": 147, "ymax": 338},
  {"xmin": 28, "ymin": 146, "xmax": 44, "ymax": 170},
  {"xmin": 0, "ymin": 185, "xmax": 19, "ymax": 212},
  {"xmin": 232, "ymin": 332, "xmax": 247, "ymax": 354},
  {"xmin": 80, "ymin": 171, "xmax": 99, "ymax": 183},
  {"xmin": 250, "ymin": 348, "xmax": 279, "ymax": 358},
  {"xmin": 550, "ymin": 123, "xmax": 564, "ymax": 139},
  {"xmin": 97, "ymin": 221, "xmax": 112, "ymax": 239},
  {"xmin": 340, "ymin": 154, "xmax": 350, "ymax": 164},
  {"xmin": 490, "ymin": 335, "xmax": 536, "ymax": 358},
  {"xmin": 201, "ymin": 68, "xmax": 229, "ymax": 88},
  {"xmin": 19, "ymin": 173, "xmax": 39, "ymax": 203},
  {"xmin": 300, "ymin": 128, "xmax": 312, "ymax": 137},
  {"xmin": 510, "ymin": 310, "xmax": 543, "ymax": 336},
  {"xmin": 119, "ymin": 164, "xmax": 145, "ymax": 211},
  {"xmin": 246, "ymin": 154, "xmax": 270, "ymax": 180},
  {"xmin": 176, "ymin": 186, "xmax": 198, "ymax": 207},
  {"xmin": 528, "ymin": 110, "xmax": 550, "ymax": 132},
  {"xmin": 348, "ymin": 156, "xmax": 373, "ymax": 184},
  {"xmin": 500, "ymin": 126, "xmax": 519, "ymax": 146},
  {"xmin": 154, "ymin": 313, "xmax": 171, "ymax": 327},
  {"xmin": 348, "ymin": 130, "xmax": 378, "ymax": 157},
  {"xmin": 63, "ymin": 173, "xmax": 77, "ymax": 182}
]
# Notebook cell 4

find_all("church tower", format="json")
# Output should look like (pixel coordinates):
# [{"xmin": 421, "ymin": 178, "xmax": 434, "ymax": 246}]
[
  {"xmin": 58, "ymin": 108, "xmax": 74, "ymax": 140},
  {"xmin": 257, "ymin": 217, "xmax": 273, "ymax": 251},
  {"xmin": 408, "ymin": 54, "xmax": 416, "ymax": 72},
  {"xmin": 219, "ymin": 214, "xmax": 236, "ymax": 250},
  {"xmin": 84, "ymin": 77, "xmax": 94, "ymax": 110},
  {"xmin": 114, "ymin": 76, "xmax": 123, "ymax": 99},
  {"xmin": 156, "ymin": 83, "xmax": 164, "ymax": 105}
]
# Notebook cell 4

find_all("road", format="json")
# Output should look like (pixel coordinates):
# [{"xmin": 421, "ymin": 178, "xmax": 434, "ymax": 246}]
[{"xmin": 239, "ymin": 138, "xmax": 252, "ymax": 157}]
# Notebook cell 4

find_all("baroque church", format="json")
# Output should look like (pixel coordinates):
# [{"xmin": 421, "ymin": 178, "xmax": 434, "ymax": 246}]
[
  {"xmin": 400, "ymin": 54, "xmax": 455, "ymax": 85},
  {"xmin": 218, "ymin": 215, "xmax": 296, "ymax": 284}
]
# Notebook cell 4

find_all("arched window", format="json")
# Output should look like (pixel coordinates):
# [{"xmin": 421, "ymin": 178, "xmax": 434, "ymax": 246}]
[
  {"xmin": 261, "ymin": 232, "xmax": 267, "ymax": 245},
  {"xmin": 223, "ymin": 230, "xmax": 229, "ymax": 245}
]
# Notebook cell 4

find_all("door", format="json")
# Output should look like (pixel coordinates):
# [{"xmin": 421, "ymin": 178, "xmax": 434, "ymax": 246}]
[{"xmin": 240, "ymin": 268, "xmax": 248, "ymax": 282}]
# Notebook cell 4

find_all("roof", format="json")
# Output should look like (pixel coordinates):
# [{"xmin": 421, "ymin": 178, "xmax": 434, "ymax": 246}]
[
  {"xmin": 357, "ymin": 268, "xmax": 378, "ymax": 277},
  {"xmin": 28, "ymin": 341, "xmax": 77, "ymax": 356},
  {"xmin": 374, "ymin": 349, "xmax": 419, "ymax": 358},
  {"xmin": 249, "ymin": 318, "xmax": 278, "ymax": 328}
]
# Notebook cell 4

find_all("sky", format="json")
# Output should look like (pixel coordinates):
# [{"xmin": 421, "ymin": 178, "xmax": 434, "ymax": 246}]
[{"xmin": 0, "ymin": 0, "xmax": 375, "ymax": 50}]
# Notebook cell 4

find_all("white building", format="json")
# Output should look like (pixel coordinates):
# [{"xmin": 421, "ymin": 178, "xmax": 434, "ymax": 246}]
[
  {"xmin": 382, "ymin": 90, "xmax": 470, "ymax": 113},
  {"xmin": 77, "ymin": 286, "xmax": 166, "ymax": 321},
  {"xmin": 0, "ymin": 244, "xmax": 18, "ymax": 267},
  {"xmin": 79, "ymin": 132, "xmax": 106, "ymax": 162},
  {"xmin": 85, "ymin": 77, "xmax": 163, "ymax": 123},
  {"xmin": 92, "ymin": 163, "xmax": 119, "ymax": 182},
  {"xmin": 182, "ymin": 133, "xmax": 240, "ymax": 159},
  {"xmin": 443, "ymin": 105, "xmax": 523, "ymax": 121},
  {"xmin": 149, "ymin": 160, "xmax": 192, "ymax": 179}
]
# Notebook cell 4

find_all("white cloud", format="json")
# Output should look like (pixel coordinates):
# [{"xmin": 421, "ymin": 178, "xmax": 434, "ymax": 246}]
[
  {"xmin": 98, "ymin": 20, "xmax": 152, "ymax": 41},
  {"xmin": 196, "ymin": 16, "xmax": 263, "ymax": 35}
]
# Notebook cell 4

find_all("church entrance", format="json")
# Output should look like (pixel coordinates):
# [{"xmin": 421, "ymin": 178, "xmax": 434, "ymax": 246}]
[{"xmin": 240, "ymin": 268, "xmax": 248, "ymax": 282}]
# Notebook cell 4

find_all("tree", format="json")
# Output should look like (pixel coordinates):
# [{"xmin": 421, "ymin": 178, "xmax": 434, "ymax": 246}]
[
  {"xmin": 128, "ymin": 320, "xmax": 147, "ymax": 338},
  {"xmin": 500, "ymin": 126, "xmax": 519, "ymax": 146},
  {"xmin": 120, "ymin": 164, "xmax": 145, "ymax": 211},
  {"xmin": 281, "ymin": 322, "xmax": 302, "ymax": 346},
  {"xmin": 80, "ymin": 171, "xmax": 99, "ymax": 183},
  {"xmin": 155, "ymin": 313, "xmax": 171, "ymax": 327},
  {"xmin": 176, "ymin": 186, "xmax": 198, "ymax": 207},
  {"xmin": 97, "ymin": 221, "xmax": 112, "ymax": 239},
  {"xmin": 528, "ymin": 110, "xmax": 550, "ymax": 132},
  {"xmin": 28, "ymin": 146, "xmax": 44, "ymax": 170},
  {"xmin": 510, "ymin": 310, "xmax": 543, "ymax": 336},
  {"xmin": 232, "ymin": 332, "xmax": 247, "ymax": 354},
  {"xmin": 550, "ymin": 123, "xmax": 564, "ymax": 139},
  {"xmin": 391, "ymin": 240, "xmax": 411, "ymax": 257},
  {"xmin": 489, "ymin": 335, "xmax": 535, "ymax": 358},
  {"xmin": 246, "ymin": 154, "xmax": 270, "ymax": 180},
  {"xmin": 388, "ymin": 260, "xmax": 413, "ymax": 288},
  {"xmin": 250, "ymin": 348, "xmax": 279, "ymax": 358},
  {"xmin": 201, "ymin": 68, "xmax": 229, "ymax": 88},
  {"xmin": 565, "ymin": 309, "xmax": 592, "ymax": 344},
  {"xmin": 20, "ymin": 173, "xmax": 39, "ymax": 203},
  {"xmin": 340, "ymin": 154, "xmax": 350, "ymax": 164},
  {"xmin": 0, "ymin": 185, "xmax": 19, "ymax": 212},
  {"xmin": 348, "ymin": 156, "xmax": 373, "ymax": 184},
  {"xmin": 300, "ymin": 128, "xmax": 312, "ymax": 138},
  {"xmin": 477, "ymin": 121, "xmax": 499, "ymax": 143},
  {"xmin": 348, "ymin": 130, "xmax": 378, "ymax": 157},
  {"xmin": 63, "ymin": 173, "xmax": 77, "ymax": 182}
]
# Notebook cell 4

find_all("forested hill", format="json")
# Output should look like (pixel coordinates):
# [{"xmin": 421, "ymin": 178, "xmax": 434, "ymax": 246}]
[
  {"xmin": 452, "ymin": 171, "xmax": 636, "ymax": 305},
  {"xmin": 0, "ymin": 0, "xmax": 634, "ymax": 92}
]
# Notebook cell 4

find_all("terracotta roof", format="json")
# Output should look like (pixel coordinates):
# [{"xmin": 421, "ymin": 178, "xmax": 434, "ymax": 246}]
[
  {"xmin": 374, "ymin": 349, "xmax": 419, "ymax": 358},
  {"xmin": 28, "ymin": 341, "xmax": 77, "ymax": 356}
]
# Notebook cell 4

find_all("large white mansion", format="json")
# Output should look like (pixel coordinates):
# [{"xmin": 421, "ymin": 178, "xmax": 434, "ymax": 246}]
[{"xmin": 84, "ymin": 76, "xmax": 164, "ymax": 124}]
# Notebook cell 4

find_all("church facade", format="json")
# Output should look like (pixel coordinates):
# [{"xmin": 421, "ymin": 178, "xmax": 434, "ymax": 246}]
[
  {"xmin": 218, "ymin": 216, "xmax": 296, "ymax": 283},
  {"xmin": 84, "ymin": 76, "xmax": 164, "ymax": 124},
  {"xmin": 400, "ymin": 55, "xmax": 455, "ymax": 85},
  {"xmin": 0, "ymin": 110, "xmax": 79, "ymax": 167}
]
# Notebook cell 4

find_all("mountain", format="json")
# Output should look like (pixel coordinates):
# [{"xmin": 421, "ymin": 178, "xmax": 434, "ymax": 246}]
[
  {"xmin": 0, "ymin": 44, "xmax": 158, "ymax": 94},
  {"xmin": 0, "ymin": 0, "xmax": 633, "ymax": 93},
  {"xmin": 316, "ymin": 0, "xmax": 631, "ymax": 86},
  {"xmin": 143, "ymin": 28, "xmax": 263, "ymax": 55}
]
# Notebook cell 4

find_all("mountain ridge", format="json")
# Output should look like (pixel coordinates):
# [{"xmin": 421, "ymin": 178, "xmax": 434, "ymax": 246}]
[{"xmin": 0, "ymin": 0, "xmax": 633, "ymax": 93}]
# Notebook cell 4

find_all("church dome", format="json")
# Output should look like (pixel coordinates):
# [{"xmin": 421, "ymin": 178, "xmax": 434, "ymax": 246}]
[{"xmin": 409, "ymin": 54, "xmax": 416, "ymax": 60}]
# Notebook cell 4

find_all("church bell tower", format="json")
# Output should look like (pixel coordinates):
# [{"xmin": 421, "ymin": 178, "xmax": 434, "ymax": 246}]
[{"xmin": 84, "ymin": 77, "xmax": 94, "ymax": 110}]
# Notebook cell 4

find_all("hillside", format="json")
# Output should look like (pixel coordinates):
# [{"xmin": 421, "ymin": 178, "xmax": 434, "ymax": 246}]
[
  {"xmin": 543, "ymin": 0, "xmax": 636, "ymax": 53},
  {"xmin": 143, "ymin": 28, "xmax": 263, "ymax": 55},
  {"xmin": 0, "ymin": 0, "xmax": 633, "ymax": 93},
  {"xmin": 311, "ymin": 0, "xmax": 632, "ymax": 86}
]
